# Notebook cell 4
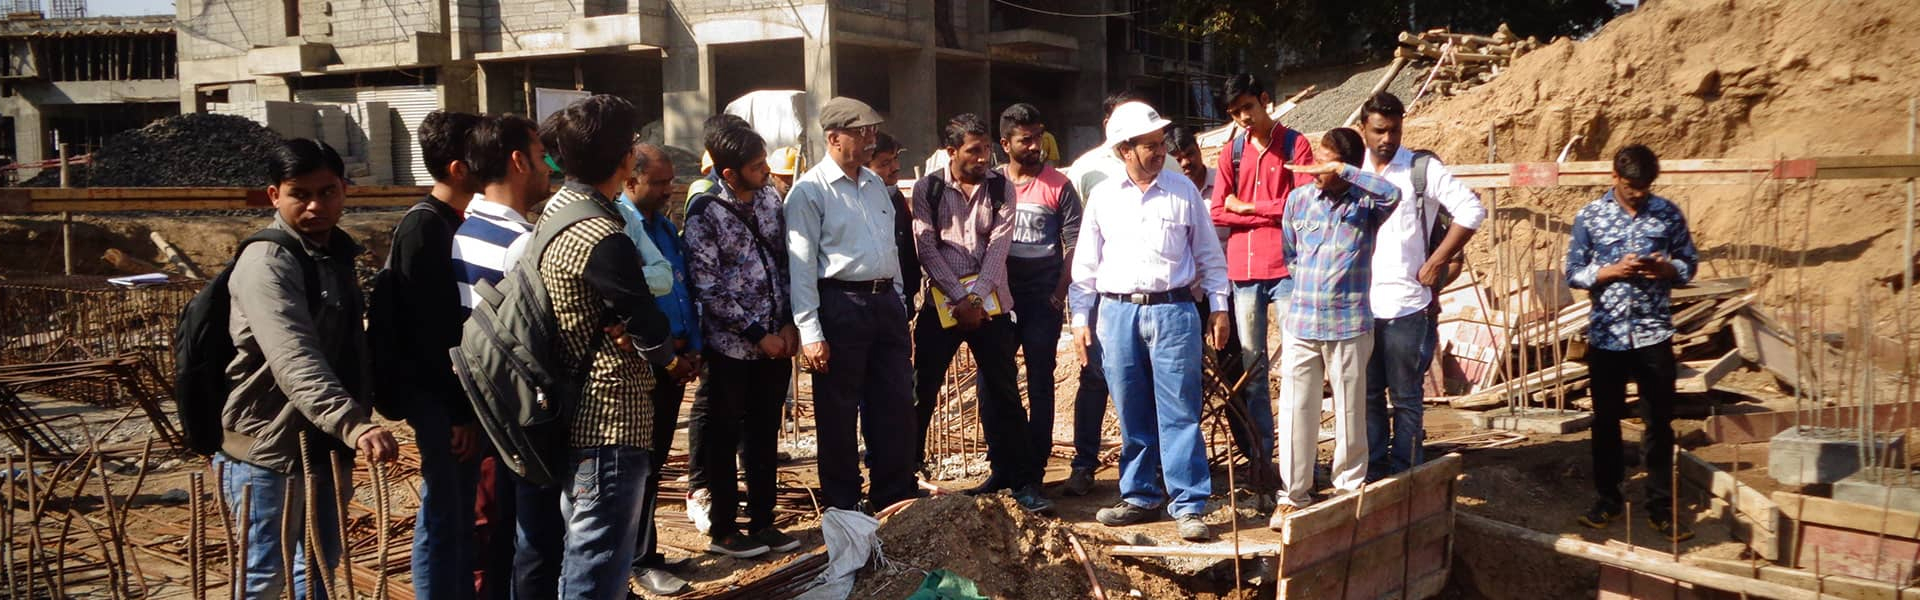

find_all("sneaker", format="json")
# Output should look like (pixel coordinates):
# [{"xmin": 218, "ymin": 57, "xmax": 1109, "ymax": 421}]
[
  {"xmin": 630, "ymin": 566, "xmax": 691, "ymax": 597},
  {"xmin": 1095, "ymin": 501, "xmax": 1158, "ymax": 527},
  {"xmin": 706, "ymin": 533, "xmax": 770, "ymax": 559},
  {"xmin": 634, "ymin": 553, "xmax": 691, "ymax": 573},
  {"xmin": 1576, "ymin": 502, "xmax": 1622, "ymax": 529},
  {"xmin": 1012, "ymin": 484, "xmax": 1054, "ymax": 514},
  {"xmin": 1063, "ymin": 467, "xmax": 1095, "ymax": 497},
  {"xmin": 1267, "ymin": 503, "xmax": 1298, "ymax": 531},
  {"xmin": 686, "ymin": 489, "xmax": 713, "ymax": 535},
  {"xmin": 750, "ymin": 527, "xmax": 802, "ymax": 553},
  {"xmin": 1648, "ymin": 515, "xmax": 1696, "ymax": 542},
  {"xmin": 1177, "ymin": 515, "xmax": 1212, "ymax": 541}
]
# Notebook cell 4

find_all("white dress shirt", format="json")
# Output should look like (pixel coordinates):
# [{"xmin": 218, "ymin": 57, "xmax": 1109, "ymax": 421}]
[
  {"xmin": 1068, "ymin": 170, "xmax": 1230, "ymax": 328},
  {"xmin": 1362, "ymin": 146, "xmax": 1487, "ymax": 319}
]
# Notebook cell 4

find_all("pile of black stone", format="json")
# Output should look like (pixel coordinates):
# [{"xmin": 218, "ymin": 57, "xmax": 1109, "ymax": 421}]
[{"xmin": 22, "ymin": 114, "xmax": 283, "ymax": 188}]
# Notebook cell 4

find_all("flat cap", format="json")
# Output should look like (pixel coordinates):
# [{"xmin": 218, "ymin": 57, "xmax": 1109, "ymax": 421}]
[{"xmin": 819, "ymin": 97, "xmax": 885, "ymax": 131}]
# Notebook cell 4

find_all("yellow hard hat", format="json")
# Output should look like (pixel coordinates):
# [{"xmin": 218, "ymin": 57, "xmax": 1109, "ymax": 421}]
[
  {"xmin": 768, "ymin": 146, "xmax": 801, "ymax": 176},
  {"xmin": 700, "ymin": 151, "xmax": 713, "ymax": 175}
]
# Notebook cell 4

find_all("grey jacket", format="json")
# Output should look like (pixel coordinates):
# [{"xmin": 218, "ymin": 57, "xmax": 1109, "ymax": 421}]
[{"xmin": 220, "ymin": 215, "xmax": 377, "ymax": 474}]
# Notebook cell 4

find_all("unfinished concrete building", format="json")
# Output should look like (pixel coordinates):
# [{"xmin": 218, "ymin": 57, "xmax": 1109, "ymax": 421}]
[
  {"xmin": 0, "ymin": 14, "xmax": 179, "ymax": 177},
  {"xmin": 175, "ymin": 0, "xmax": 1217, "ymax": 181}
]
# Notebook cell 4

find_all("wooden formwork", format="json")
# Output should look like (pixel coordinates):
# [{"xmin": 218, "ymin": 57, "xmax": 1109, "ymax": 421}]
[{"xmin": 1275, "ymin": 453, "xmax": 1463, "ymax": 599}]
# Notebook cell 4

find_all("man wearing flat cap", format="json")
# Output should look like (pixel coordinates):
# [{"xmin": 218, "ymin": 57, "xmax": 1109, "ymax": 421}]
[{"xmin": 785, "ymin": 97, "xmax": 923, "ymax": 513}]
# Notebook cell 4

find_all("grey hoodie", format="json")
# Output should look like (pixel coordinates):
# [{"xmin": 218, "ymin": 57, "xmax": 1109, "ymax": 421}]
[{"xmin": 220, "ymin": 214, "xmax": 376, "ymax": 474}]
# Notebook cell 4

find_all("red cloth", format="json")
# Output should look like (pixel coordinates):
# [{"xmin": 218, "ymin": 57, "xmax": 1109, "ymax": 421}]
[
  {"xmin": 472, "ymin": 456, "xmax": 508, "ymax": 597},
  {"xmin": 1209, "ymin": 122, "xmax": 1317, "ymax": 282}
]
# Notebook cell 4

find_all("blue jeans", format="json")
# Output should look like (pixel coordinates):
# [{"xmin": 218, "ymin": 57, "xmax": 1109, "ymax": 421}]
[
  {"xmin": 512, "ymin": 477, "xmax": 565, "ymax": 599},
  {"xmin": 1365, "ymin": 311, "xmax": 1436, "ymax": 480},
  {"xmin": 215, "ymin": 453, "xmax": 345, "ymax": 600},
  {"xmin": 1096, "ymin": 299, "xmax": 1211, "ymax": 517},
  {"xmin": 1230, "ymin": 278, "xmax": 1291, "ymax": 464},
  {"xmin": 408, "ymin": 404, "xmax": 478, "ymax": 600},
  {"xmin": 559, "ymin": 445, "xmax": 653, "ymax": 600}
]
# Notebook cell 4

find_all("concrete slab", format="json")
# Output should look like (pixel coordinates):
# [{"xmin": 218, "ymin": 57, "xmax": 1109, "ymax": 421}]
[
  {"xmin": 1833, "ymin": 467, "xmax": 1920, "ymax": 513},
  {"xmin": 1768, "ymin": 427, "xmax": 1906, "ymax": 486},
  {"xmin": 1472, "ymin": 407, "xmax": 1594, "ymax": 434}
]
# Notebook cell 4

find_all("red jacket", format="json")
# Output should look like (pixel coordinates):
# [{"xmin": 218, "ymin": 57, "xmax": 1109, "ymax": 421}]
[{"xmin": 1209, "ymin": 123, "xmax": 1317, "ymax": 282}]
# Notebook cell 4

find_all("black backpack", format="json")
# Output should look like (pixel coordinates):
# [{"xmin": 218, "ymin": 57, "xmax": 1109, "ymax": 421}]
[
  {"xmin": 449, "ymin": 197, "xmax": 615, "ymax": 487},
  {"xmin": 173, "ymin": 229, "xmax": 321, "ymax": 456},
  {"xmin": 1411, "ymin": 150, "xmax": 1467, "ymax": 290},
  {"xmin": 363, "ymin": 200, "xmax": 450, "ymax": 420}
]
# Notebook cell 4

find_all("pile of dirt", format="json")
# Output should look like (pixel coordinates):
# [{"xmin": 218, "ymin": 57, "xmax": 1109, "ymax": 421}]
[
  {"xmin": 851, "ymin": 495, "xmax": 1206, "ymax": 599},
  {"xmin": 1399, "ymin": 0, "xmax": 1920, "ymax": 327},
  {"xmin": 23, "ymin": 113, "xmax": 284, "ymax": 188}
]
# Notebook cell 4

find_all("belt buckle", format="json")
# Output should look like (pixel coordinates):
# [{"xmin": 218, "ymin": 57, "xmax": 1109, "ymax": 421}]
[{"xmin": 1129, "ymin": 292, "xmax": 1149, "ymax": 304}]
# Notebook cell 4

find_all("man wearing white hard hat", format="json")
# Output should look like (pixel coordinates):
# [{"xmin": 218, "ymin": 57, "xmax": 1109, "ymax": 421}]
[{"xmin": 1068, "ymin": 101, "xmax": 1231, "ymax": 542}]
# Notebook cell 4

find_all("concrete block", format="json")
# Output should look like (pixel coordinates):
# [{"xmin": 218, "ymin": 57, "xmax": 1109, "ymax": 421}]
[
  {"xmin": 245, "ymin": 43, "xmax": 335, "ymax": 75},
  {"xmin": 1769, "ymin": 427, "xmax": 1906, "ymax": 486},
  {"xmin": 1472, "ymin": 407, "xmax": 1594, "ymax": 434},
  {"xmin": 568, "ymin": 13, "xmax": 667, "ymax": 49},
  {"xmin": 1832, "ymin": 468, "xmax": 1920, "ymax": 514}
]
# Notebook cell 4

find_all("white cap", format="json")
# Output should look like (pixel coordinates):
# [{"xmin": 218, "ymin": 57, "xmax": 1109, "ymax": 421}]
[{"xmin": 1104, "ymin": 101, "xmax": 1173, "ymax": 148}]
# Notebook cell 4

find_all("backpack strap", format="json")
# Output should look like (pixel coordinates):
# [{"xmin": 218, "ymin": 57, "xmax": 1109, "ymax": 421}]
[
  {"xmin": 688, "ymin": 190, "xmax": 781, "ymax": 276},
  {"xmin": 1225, "ymin": 132, "xmax": 1247, "ymax": 193},
  {"xmin": 1410, "ymin": 149, "xmax": 1442, "ymax": 254},
  {"xmin": 521, "ymin": 193, "xmax": 617, "ymax": 275},
  {"xmin": 237, "ymin": 228, "xmax": 324, "ymax": 313}
]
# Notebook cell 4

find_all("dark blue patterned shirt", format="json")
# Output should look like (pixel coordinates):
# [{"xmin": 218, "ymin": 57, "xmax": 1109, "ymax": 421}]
[{"xmin": 1564, "ymin": 191, "xmax": 1698, "ymax": 351}]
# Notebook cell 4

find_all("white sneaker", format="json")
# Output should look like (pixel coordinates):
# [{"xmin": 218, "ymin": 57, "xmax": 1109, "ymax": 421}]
[{"xmin": 686, "ymin": 488, "xmax": 712, "ymax": 535}]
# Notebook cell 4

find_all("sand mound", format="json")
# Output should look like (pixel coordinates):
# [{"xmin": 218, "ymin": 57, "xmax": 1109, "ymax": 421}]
[{"xmin": 1398, "ymin": 0, "xmax": 1920, "ymax": 323}]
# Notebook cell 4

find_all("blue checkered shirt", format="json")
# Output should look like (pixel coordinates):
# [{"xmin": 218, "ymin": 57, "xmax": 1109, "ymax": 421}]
[
  {"xmin": 1564, "ymin": 191, "xmax": 1698, "ymax": 351},
  {"xmin": 1280, "ymin": 165, "xmax": 1401, "ymax": 341}
]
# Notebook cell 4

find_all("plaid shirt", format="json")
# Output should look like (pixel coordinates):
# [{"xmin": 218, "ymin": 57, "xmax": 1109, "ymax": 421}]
[
  {"xmin": 1280, "ymin": 165, "xmax": 1401, "ymax": 341},
  {"xmin": 1564, "ymin": 191, "xmax": 1697, "ymax": 351}
]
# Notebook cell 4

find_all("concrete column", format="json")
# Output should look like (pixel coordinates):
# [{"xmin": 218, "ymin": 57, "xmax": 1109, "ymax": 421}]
[
  {"xmin": 1064, "ymin": 9, "xmax": 1110, "ymax": 158},
  {"xmin": 439, "ymin": 62, "xmax": 480, "ymax": 113},
  {"xmin": 801, "ymin": 9, "xmax": 835, "ymax": 162},
  {"xmin": 662, "ymin": 42, "xmax": 711, "ymax": 153},
  {"xmin": 11, "ymin": 100, "xmax": 44, "ymax": 179},
  {"xmin": 886, "ymin": 0, "xmax": 936, "ymax": 175}
]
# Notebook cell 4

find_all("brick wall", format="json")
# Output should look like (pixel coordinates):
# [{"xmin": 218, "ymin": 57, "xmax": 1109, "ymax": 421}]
[
  {"xmin": 310, "ymin": 0, "xmax": 443, "ymax": 47},
  {"xmin": 178, "ymin": 0, "xmax": 276, "ymax": 60}
]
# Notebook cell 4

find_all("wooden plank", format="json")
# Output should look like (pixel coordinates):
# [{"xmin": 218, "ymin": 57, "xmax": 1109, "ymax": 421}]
[
  {"xmin": 1704, "ymin": 402, "xmax": 1920, "ymax": 445},
  {"xmin": 1706, "ymin": 496, "xmax": 1786, "ymax": 562},
  {"xmin": 1448, "ymin": 155, "xmax": 1920, "ymax": 188},
  {"xmin": 1677, "ymin": 351, "xmax": 1745, "ymax": 394},
  {"xmin": 1282, "ymin": 454, "xmax": 1461, "ymax": 545},
  {"xmin": 1459, "ymin": 513, "xmax": 1824, "ymax": 600},
  {"xmin": 1437, "ymin": 362, "xmax": 1591, "ymax": 409},
  {"xmin": 1677, "ymin": 451, "xmax": 1779, "ymax": 531},
  {"xmin": 1106, "ymin": 543, "xmax": 1281, "ymax": 558},
  {"xmin": 1689, "ymin": 556, "xmax": 1920, "ymax": 600},
  {"xmin": 1774, "ymin": 491, "xmax": 1920, "ymax": 540},
  {"xmin": 1740, "ymin": 312, "xmax": 1803, "ymax": 385},
  {"xmin": 0, "ymin": 185, "xmax": 434, "ymax": 213},
  {"xmin": 1279, "ymin": 517, "xmax": 1451, "ymax": 599}
]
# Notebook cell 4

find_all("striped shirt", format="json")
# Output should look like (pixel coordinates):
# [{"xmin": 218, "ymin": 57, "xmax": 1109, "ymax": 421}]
[
  {"xmin": 451, "ymin": 195, "xmax": 533, "ymax": 312},
  {"xmin": 1279, "ymin": 164, "xmax": 1401, "ymax": 341}
]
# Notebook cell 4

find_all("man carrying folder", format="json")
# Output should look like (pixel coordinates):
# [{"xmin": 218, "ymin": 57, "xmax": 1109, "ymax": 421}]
[{"xmin": 909, "ymin": 113, "xmax": 1052, "ymax": 513}]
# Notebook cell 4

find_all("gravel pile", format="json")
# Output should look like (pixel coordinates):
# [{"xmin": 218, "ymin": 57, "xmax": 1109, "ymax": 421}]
[
  {"xmin": 23, "ymin": 113, "xmax": 284, "ymax": 188},
  {"xmin": 1282, "ymin": 61, "xmax": 1427, "ymax": 133}
]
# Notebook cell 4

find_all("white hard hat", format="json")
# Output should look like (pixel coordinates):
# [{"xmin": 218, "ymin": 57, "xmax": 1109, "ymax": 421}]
[{"xmin": 1104, "ymin": 101, "xmax": 1173, "ymax": 148}]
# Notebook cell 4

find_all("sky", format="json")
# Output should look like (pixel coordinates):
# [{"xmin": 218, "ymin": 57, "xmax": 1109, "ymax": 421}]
[{"xmin": 85, "ymin": 0, "xmax": 172, "ymax": 16}]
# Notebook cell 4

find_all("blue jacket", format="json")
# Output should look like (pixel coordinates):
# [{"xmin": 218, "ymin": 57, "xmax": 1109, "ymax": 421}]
[{"xmin": 616, "ymin": 196, "xmax": 703, "ymax": 352}]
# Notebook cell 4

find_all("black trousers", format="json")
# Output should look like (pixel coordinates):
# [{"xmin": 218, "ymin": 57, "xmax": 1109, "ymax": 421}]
[
  {"xmin": 1589, "ymin": 340, "xmax": 1677, "ymax": 519},
  {"xmin": 690, "ymin": 353, "xmax": 790, "ymax": 538},
  {"xmin": 912, "ymin": 305, "xmax": 1041, "ymax": 488},
  {"xmin": 814, "ymin": 285, "xmax": 920, "ymax": 511},
  {"xmin": 633, "ymin": 364, "xmax": 685, "ymax": 563},
  {"xmin": 1008, "ymin": 257, "xmax": 1065, "ymax": 476}
]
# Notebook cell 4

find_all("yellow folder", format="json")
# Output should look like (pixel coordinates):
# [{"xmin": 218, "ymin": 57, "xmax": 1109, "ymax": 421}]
[{"xmin": 929, "ymin": 274, "xmax": 1006, "ymax": 329}]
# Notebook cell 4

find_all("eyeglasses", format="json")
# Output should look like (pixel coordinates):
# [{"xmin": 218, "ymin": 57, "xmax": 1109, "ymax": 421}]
[{"xmin": 832, "ymin": 125, "xmax": 878, "ymax": 139}]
